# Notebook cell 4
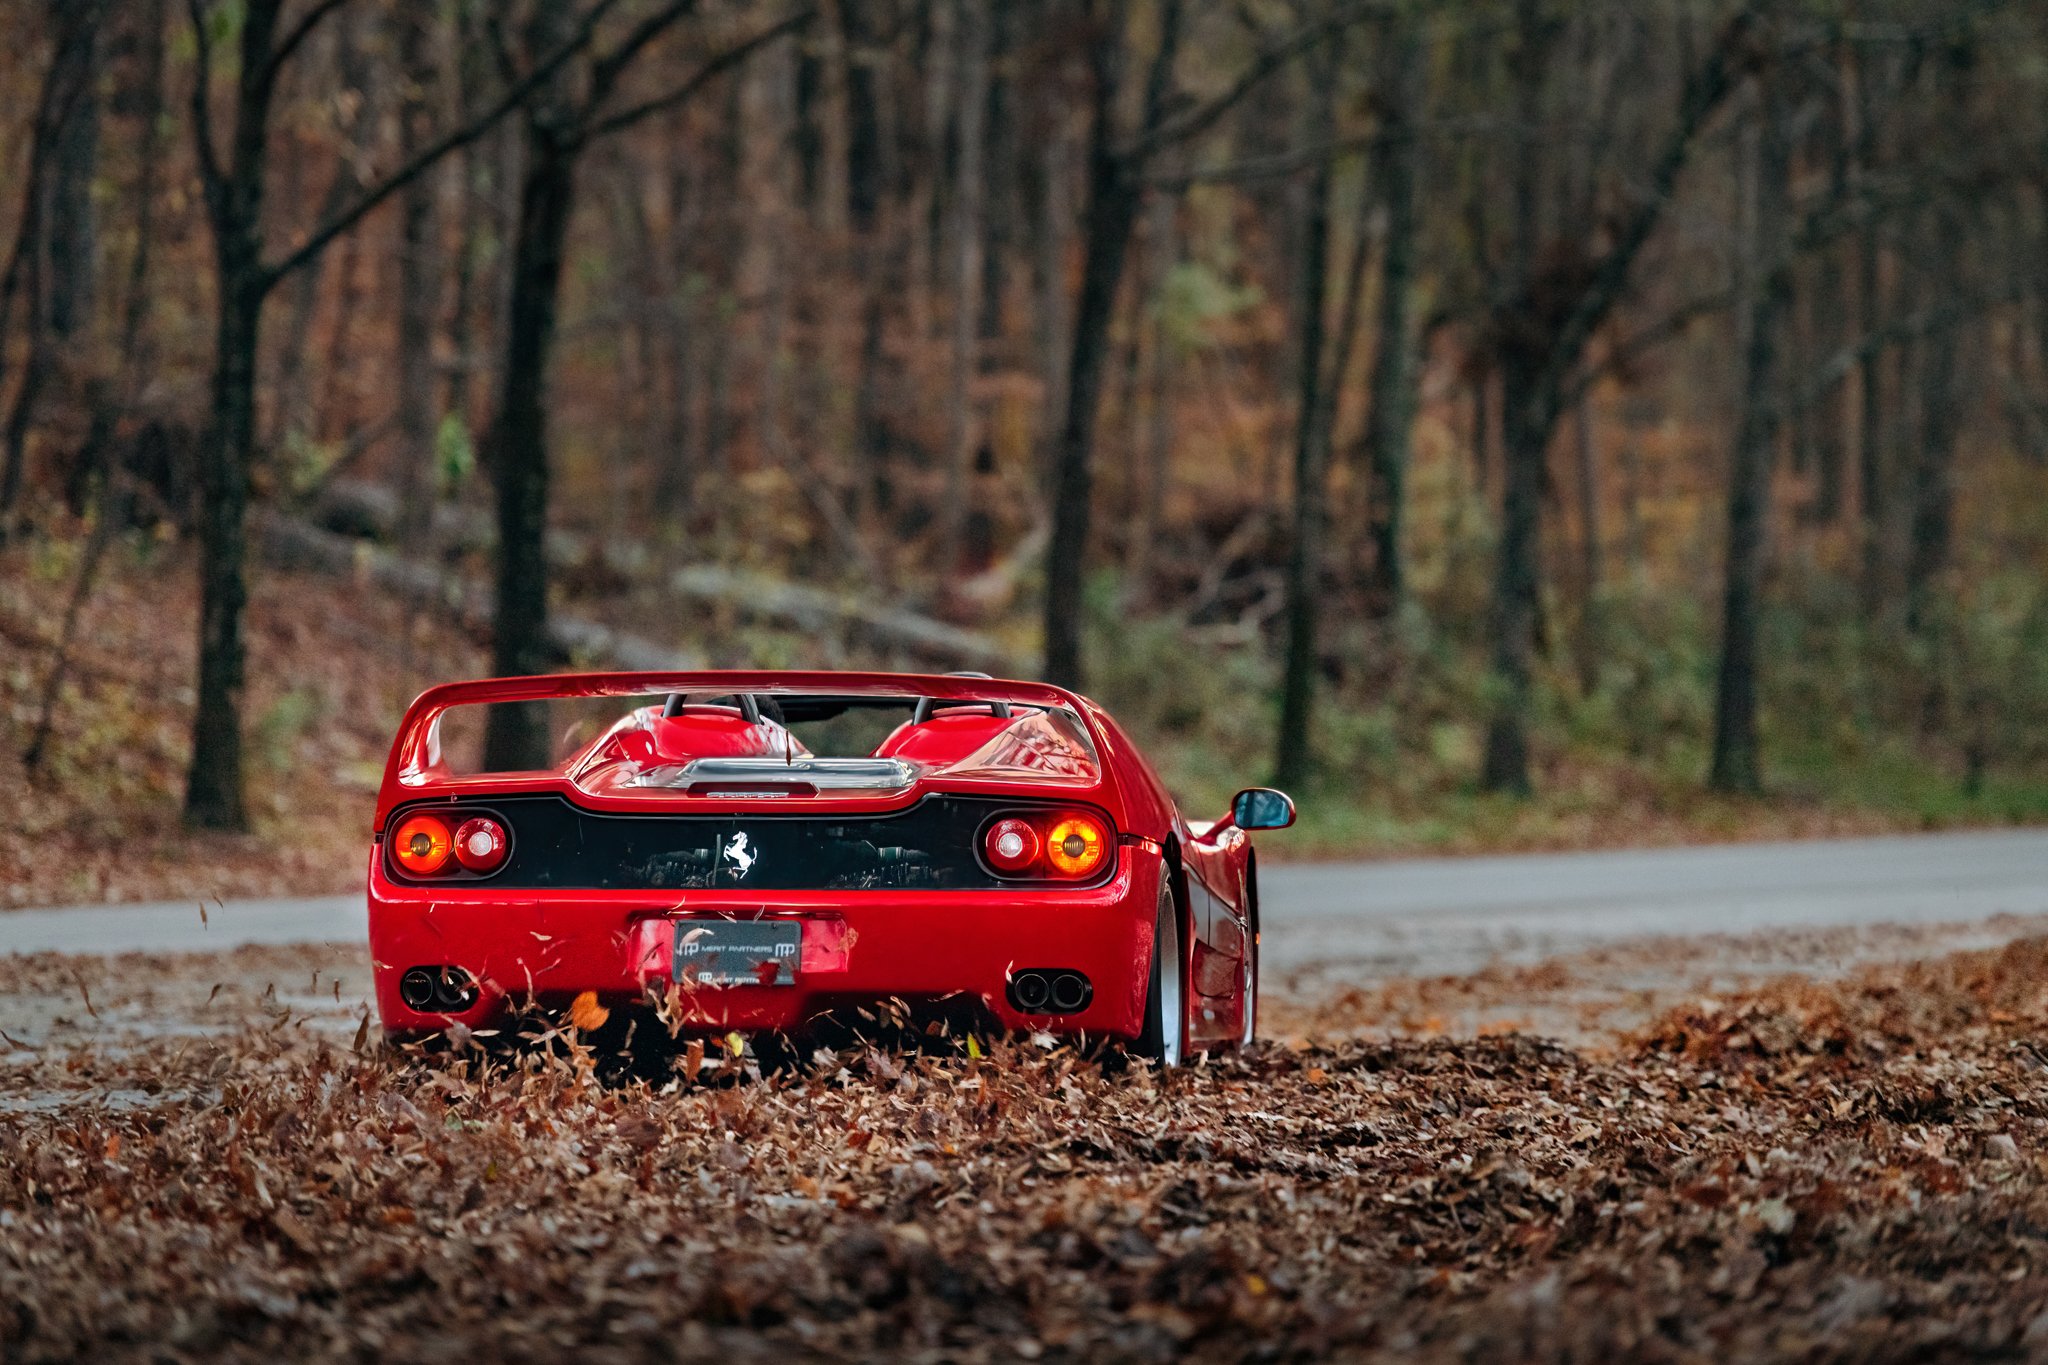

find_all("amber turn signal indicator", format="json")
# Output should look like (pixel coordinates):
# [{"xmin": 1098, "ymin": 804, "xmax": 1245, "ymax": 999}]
[
  {"xmin": 392, "ymin": 814, "xmax": 453, "ymax": 876},
  {"xmin": 1045, "ymin": 815, "xmax": 1108, "ymax": 877}
]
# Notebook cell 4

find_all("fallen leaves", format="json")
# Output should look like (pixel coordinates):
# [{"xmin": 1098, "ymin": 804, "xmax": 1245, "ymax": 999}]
[{"xmin": 3, "ymin": 937, "xmax": 2048, "ymax": 1360}]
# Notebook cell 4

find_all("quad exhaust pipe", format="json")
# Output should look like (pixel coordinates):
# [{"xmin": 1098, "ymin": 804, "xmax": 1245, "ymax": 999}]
[
  {"xmin": 1012, "ymin": 970, "xmax": 1051, "ymax": 1012},
  {"xmin": 399, "ymin": 965, "xmax": 479, "ymax": 1013},
  {"xmin": 1009, "ymin": 969, "xmax": 1093, "ymax": 1016},
  {"xmin": 1049, "ymin": 971, "xmax": 1090, "ymax": 1012}
]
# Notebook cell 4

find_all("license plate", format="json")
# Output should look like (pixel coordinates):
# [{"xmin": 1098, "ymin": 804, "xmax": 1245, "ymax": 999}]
[{"xmin": 673, "ymin": 920, "xmax": 801, "ymax": 987}]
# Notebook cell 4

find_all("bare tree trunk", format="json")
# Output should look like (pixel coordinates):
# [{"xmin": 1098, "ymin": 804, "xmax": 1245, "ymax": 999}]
[
  {"xmin": 1572, "ymin": 398, "xmax": 1603, "ymax": 694},
  {"xmin": 791, "ymin": 23, "xmax": 825, "ymax": 216},
  {"xmin": 1360, "ymin": 16, "xmax": 1424, "ymax": 616},
  {"xmin": 315, "ymin": 224, "xmax": 371, "ymax": 441},
  {"xmin": 1468, "ymin": 368, "xmax": 1494, "ymax": 494},
  {"xmin": 0, "ymin": 12, "xmax": 75, "ymax": 413},
  {"xmin": 1806, "ymin": 243, "xmax": 1850, "ymax": 523},
  {"xmin": 1274, "ymin": 36, "xmax": 1342, "ymax": 791},
  {"xmin": 940, "ymin": 0, "xmax": 989, "ymax": 571},
  {"xmin": 181, "ymin": 0, "xmax": 607, "ymax": 824},
  {"xmin": 1481, "ymin": 3, "xmax": 1750, "ymax": 794},
  {"xmin": 652, "ymin": 141, "xmax": 700, "ymax": 520},
  {"xmin": 1852, "ymin": 44, "xmax": 1889, "ymax": 599},
  {"xmin": 185, "ymin": 0, "xmax": 288, "ymax": 830},
  {"xmin": 1805, "ymin": 42, "xmax": 1852, "ymax": 526},
  {"xmin": 444, "ymin": 0, "xmax": 501, "ymax": 431},
  {"xmin": 43, "ymin": 2, "xmax": 98, "ymax": 346},
  {"xmin": 1617, "ymin": 425, "xmax": 1646, "ymax": 573},
  {"xmin": 1855, "ymin": 224, "xmax": 1888, "ymax": 579},
  {"xmin": 1030, "ymin": 112, "xmax": 1074, "ymax": 486},
  {"xmin": 393, "ymin": 2, "xmax": 441, "ymax": 558},
  {"xmin": 1042, "ymin": 167, "xmax": 1139, "ymax": 682},
  {"xmin": 0, "ymin": 247, "xmax": 52, "ymax": 524},
  {"xmin": 186, "ymin": 294, "xmax": 260, "ymax": 830},
  {"xmin": 482, "ymin": 128, "xmax": 576, "ymax": 772},
  {"xmin": 1123, "ymin": 188, "xmax": 1177, "ymax": 599},
  {"xmin": 1480, "ymin": 0, "xmax": 1558, "ymax": 797},
  {"xmin": 0, "ymin": 0, "xmax": 100, "ymax": 523},
  {"xmin": 977, "ymin": 0, "xmax": 1017, "ymax": 341},
  {"xmin": 1905, "ymin": 265, "xmax": 1961, "ymax": 635},
  {"xmin": 909, "ymin": 0, "xmax": 952, "ymax": 344},
  {"xmin": 840, "ymin": 0, "xmax": 890, "ymax": 534},
  {"xmin": 1042, "ymin": 6, "xmax": 1161, "ymax": 687},
  {"xmin": 1482, "ymin": 347, "xmax": 1552, "ymax": 795},
  {"xmin": 24, "ymin": 0, "xmax": 165, "ymax": 778},
  {"xmin": 703, "ymin": 76, "xmax": 744, "ymax": 482},
  {"xmin": 1710, "ymin": 81, "xmax": 1793, "ymax": 797},
  {"xmin": 268, "ymin": 21, "xmax": 368, "ymax": 449}
]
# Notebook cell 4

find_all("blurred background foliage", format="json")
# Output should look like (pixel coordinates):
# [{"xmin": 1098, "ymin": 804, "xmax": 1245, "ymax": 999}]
[{"xmin": 1, "ymin": 0, "xmax": 2046, "ymax": 875}]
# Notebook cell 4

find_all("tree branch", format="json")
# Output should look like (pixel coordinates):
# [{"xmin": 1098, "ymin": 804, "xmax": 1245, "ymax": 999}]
[
  {"xmin": 184, "ymin": 0, "xmax": 225, "ymax": 226},
  {"xmin": 580, "ymin": 7, "xmax": 815, "ymax": 145},
  {"xmin": 260, "ymin": 0, "xmax": 354, "ymax": 88},
  {"xmin": 1118, "ymin": 0, "xmax": 1389, "ymax": 165},
  {"xmin": 261, "ymin": 0, "xmax": 625, "ymax": 289},
  {"xmin": 584, "ymin": 0, "xmax": 697, "ymax": 111},
  {"xmin": 1152, "ymin": 112, "xmax": 1503, "ymax": 189},
  {"xmin": 1540, "ymin": 6, "xmax": 1761, "ymax": 400},
  {"xmin": 1774, "ymin": 285, "xmax": 2020, "ymax": 423},
  {"xmin": 1149, "ymin": 132, "xmax": 1381, "ymax": 190},
  {"xmin": 1560, "ymin": 287, "xmax": 1735, "ymax": 407}
]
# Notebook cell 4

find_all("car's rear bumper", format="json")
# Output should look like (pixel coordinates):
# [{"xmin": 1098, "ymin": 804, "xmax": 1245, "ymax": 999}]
[{"xmin": 367, "ymin": 852, "xmax": 1162, "ymax": 1041}]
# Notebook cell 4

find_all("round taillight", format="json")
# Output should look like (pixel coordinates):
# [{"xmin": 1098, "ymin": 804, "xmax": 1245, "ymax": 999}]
[
  {"xmin": 984, "ymin": 817, "xmax": 1040, "ymax": 874},
  {"xmin": 392, "ymin": 814, "xmax": 453, "ymax": 876},
  {"xmin": 453, "ymin": 816, "xmax": 509, "ymax": 874},
  {"xmin": 1044, "ymin": 815, "xmax": 1108, "ymax": 878}
]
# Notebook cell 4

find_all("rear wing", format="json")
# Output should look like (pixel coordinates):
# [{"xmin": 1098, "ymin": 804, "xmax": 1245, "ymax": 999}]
[{"xmin": 374, "ymin": 669, "xmax": 1095, "ymax": 831}]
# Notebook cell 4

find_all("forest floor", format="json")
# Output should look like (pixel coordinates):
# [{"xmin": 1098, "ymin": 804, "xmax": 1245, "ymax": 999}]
[
  {"xmin": 1, "ymin": 530, "xmax": 2043, "ymax": 910},
  {"xmin": 3, "ymin": 920, "xmax": 2047, "ymax": 1360}
]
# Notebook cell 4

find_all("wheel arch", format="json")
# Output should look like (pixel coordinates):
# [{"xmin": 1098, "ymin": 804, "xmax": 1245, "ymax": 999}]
[
  {"xmin": 1244, "ymin": 847, "xmax": 1260, "ymax": 938},
  {"xmin": 1158, "ymin": 833, "xmax": 1195, "ymax": 957}
]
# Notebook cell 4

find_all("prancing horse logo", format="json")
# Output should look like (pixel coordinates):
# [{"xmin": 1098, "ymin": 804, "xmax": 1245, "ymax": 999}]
[{"xmin": 721, "ymin": 832, "xmax": 757, "ymax": 878}]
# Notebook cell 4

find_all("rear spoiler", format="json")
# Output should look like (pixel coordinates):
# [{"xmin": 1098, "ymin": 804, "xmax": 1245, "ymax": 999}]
[{"xmin": 374, "ymin": 669, "xmax": 1090, "ymax": 831}]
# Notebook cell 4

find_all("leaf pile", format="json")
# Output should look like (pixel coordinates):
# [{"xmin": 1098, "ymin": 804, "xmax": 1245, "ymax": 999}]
[{"xmin": 5, "ymin": 940, "xmax": 2048, "ymax": 1362}]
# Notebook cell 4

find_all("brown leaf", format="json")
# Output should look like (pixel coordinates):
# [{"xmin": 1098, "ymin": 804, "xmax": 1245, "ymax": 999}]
[
  {"xmin": 273, "ymin": 1207, "xmax": 319, "ymax": 1255},
  {"xmin": 569, "ymin": 990, "xmax": 610, "ymax": 1032}
]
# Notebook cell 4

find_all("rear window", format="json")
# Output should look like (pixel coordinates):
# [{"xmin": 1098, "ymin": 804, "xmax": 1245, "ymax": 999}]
[{"xmin": 406, "ymin": 691, "xmax": 1100, "ymax": 790}]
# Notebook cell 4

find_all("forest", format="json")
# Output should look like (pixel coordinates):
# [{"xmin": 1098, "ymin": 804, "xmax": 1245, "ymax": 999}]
[{"xmin": 2, "ymin": 0, "xmax": 2047, "ymax": 867}]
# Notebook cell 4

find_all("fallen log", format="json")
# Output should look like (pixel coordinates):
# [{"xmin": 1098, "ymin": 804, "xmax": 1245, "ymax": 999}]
[
  {"xmin": 303, "ymin": 479, "xmax": 1024, "ymax": 672},
  {"xmin": 254, "ymin": 513, "xmax": 704, "ymax": 671},
  {"xmin": 663, "ymin": 564, "xmax": 1020, "ymax": 672},
  {"xmin": 258, "ymin": 512, "xmax": 1028, "ymax": 674}
]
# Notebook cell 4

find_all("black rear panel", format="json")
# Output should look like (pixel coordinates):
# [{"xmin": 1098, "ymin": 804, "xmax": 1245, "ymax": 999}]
[{"xmin": 384, "ymin": 794, "xmax": 1113, "ymax": 891}]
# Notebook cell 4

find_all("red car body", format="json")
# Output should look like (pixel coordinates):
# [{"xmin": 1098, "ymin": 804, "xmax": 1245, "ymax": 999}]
[{"xmin": 368, "ymin": 670, "xmax": 1285, "ymax": 1060}]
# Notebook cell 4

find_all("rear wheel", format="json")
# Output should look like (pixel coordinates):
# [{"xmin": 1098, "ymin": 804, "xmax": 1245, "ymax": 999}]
[{"xmin": 1135, "ymin": 877, "xmax": 1185, "ymax": 1066}]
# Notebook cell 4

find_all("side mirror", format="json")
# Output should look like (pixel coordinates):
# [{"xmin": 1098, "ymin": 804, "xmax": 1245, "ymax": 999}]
[{"xmin": 1231, "ymin": 787, "xmax": 1296, "ymax": 831}]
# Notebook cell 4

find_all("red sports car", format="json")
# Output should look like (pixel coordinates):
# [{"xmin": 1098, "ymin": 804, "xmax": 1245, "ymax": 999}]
[{"xmin": 368, "ymin": 671, "xmax": 1293, "ymax": 1064}]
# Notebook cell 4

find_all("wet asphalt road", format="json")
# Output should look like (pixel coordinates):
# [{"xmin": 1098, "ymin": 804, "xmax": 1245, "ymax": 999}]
[{"xmin": 4, "ymin": 828, "xmax": 2043, "ymax": 982}]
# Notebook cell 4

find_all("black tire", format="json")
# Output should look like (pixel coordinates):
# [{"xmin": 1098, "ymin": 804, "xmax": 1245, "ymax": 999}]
[{"xmin": 1134, "ymin": 875, "xmax": 1185, "ymax": 1066}]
